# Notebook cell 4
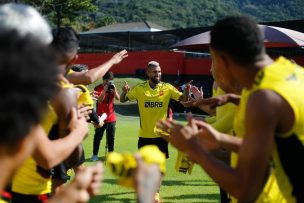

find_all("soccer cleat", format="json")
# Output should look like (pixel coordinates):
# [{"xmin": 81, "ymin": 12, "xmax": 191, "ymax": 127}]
[{"xmin": 90, "ymin": 155, "xmax": 99, "ymax": 162}]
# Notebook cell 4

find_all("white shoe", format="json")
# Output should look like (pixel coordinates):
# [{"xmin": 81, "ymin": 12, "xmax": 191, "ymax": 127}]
[{"xmin": 90, "ymin": 155, "xmax": 98, "ymax": 161}]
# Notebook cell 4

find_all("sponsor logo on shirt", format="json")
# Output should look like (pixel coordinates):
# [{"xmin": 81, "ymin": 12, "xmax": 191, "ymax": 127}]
[{"xmin": 145, "ymin": 101, "xmax": 163, "ymax": 108}]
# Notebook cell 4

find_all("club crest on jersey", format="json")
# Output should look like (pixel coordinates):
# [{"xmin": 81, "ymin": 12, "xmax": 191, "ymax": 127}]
[
  {"xmin": 159, "ymin": 91, "xmax": 164, "ymax": 96},
  {"xmin": 145, "ymin": 101, "xmax": 163, "ymax": 108}
]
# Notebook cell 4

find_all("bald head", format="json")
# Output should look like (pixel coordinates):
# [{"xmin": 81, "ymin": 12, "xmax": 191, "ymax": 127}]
[{"xmin": 0, "ymin": 3, "xmax": 52, "ymax": 45}]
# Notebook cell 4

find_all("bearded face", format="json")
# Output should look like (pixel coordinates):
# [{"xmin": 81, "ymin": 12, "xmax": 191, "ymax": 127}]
[{"xmin": 147, "ymin": 66, "xmax": 161, "ymax": 84}]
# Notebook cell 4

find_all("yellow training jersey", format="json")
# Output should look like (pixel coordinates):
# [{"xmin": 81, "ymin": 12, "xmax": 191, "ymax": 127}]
[
  {"xmin": 67, "ymin": 69, "xmax": 74, "ymax": 75},
  {"xmin": 252, "ymin": 57, "xmax": 304, "ymax": 202},
  {"xmin": 211, "ymin": 87, "xmax": 237, "ymax": 134},
  {"xmin": 232, "ymin": 89, "xmax": 286, "ymax": 203},
  {"xmin": 74, "ymin": 84, "xmax": 94, "ymax": 109},
  {"xmin": 127, "ymin": 81, "xmax": 182, "ymax": 138},
  {"xmin": 11, "ymin": 104, "xmax": 58, "ymax": 195},
  {"xmin": 61, "ymin": 77, "xmax": 94, "ymax": 109},
  {"xmin": 233, "ymin": 56, "xmax": 304, "ymax": 202}
]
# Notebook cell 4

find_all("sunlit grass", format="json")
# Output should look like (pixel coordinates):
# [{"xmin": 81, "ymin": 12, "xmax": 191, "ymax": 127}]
[{"xmin": 82, "ymin": 114, "xmax": 220, "ymax": 203}]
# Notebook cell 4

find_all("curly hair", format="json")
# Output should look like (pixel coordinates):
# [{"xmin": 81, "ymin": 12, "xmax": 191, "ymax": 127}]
[
  {"xmin": 210, "ymin": 15, "xmax": 264, "ymax": 66},
  {"xmin": 0, "ymin": 31, "xmax": 59, "ymax": 146}
]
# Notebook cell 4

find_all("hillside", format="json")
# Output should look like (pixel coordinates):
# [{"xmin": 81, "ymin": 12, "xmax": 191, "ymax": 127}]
[{"xmin": 93, "ymin": 0, "xmax": 304, "ymax": 29}]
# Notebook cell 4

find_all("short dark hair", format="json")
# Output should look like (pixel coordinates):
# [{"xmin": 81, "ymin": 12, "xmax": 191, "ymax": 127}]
[
  {"xmin": 51, "ymin": 27, "xmax": 79, "ymax": 63},
  {"xmin": 71, "ymin": 64, "xmax": 88, "ymax": 72},
  {"xmin": 103, "ymin": 71, "xmax": 114, "ymax": 80},
  {"xmin": 210, "ymin": 15, "xmax": 264, "ymax": 65},
  {"xmin": 0, "ymin": 31, "xmax": 59, "ymax": 147}
]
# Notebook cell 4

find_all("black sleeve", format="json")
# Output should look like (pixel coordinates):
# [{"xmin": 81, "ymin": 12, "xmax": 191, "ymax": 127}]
[{"xmin": 89, "ymin": 109, "xmax": 100, "ymax": 124}]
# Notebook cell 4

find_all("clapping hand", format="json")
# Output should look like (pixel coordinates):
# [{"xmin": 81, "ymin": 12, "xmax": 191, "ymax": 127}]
[{"xmin": 156, "ymin": 117, "xmax": 199, "ymax": 153}]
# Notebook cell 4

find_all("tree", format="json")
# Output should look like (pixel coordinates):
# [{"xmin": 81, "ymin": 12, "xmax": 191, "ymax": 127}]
[
  {"xmin": 21, "ymin": 0, "xmax": 97, "ymax": 28},
  {"xmin": 96, "ymin": 15, "xmax": 116, "ymax": 27}
]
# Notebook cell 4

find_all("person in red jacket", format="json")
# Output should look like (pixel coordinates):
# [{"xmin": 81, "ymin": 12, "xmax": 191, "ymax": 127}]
[{"xmin": 91, "ymin": 71, "xmax": 120, "ymax": 161}]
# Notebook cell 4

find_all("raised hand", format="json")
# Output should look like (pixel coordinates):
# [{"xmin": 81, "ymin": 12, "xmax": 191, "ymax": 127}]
[
  {"xmin": 180, "ymin": 85, "xmax": 202, "ymax": 107},
  {"xmin": 190, "ymin": 86, "xmax": 203, "ymax": 99},
  {"xmin": 122, "ymin": 80, "xmax": 130, "ymax": 93},
  {"xmin": 183, "ymin": 80, "xmax": 193, "ymax": 93},
  {"xmin": 110, "ymin": 50, "xmax": 128, "ymax": 64}
]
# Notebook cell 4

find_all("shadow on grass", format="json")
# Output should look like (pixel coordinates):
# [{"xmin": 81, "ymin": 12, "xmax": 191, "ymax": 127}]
[
  {"xmin": 95, "ymin": 176, "xmax": 216, "ymax": 187},
  {"xmin": 115, "ymin": 103, "xmax": 139, "ymax": 116},
  {"xmin": 89, "ymin": 179, "xmax": 218, "ymax": 202},
  {"xmin": 163, "ymin": 179, "xmax": 216, "ymax": 187},
  {"xmin": 89, "ymin": 191, "xmax": 134, "ymax": 203},
  {"xmin": 90, "ymin": 193, "xmax": 219, "ymax": 203},
  {"xmin": 103, "ymin": 178, "xmax": 119, "ymax": 185},
  {"xmin": 163, "ymin": 193, "xmax": 219, "ymax": 203},
  {"xmin": 101, "ymin": 178, "xmax": 216, "ymax": 187}
]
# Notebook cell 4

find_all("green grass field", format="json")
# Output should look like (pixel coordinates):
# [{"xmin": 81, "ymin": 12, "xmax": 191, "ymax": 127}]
[
  {"xmin": 82, "ymin": 77, "xmax": 220, "ymax": 202},
  {"xmin": 81, "ymin": 113, "xmax": 220, "ymax": 203}
]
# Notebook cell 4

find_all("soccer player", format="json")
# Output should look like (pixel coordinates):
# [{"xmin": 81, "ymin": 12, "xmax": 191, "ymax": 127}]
[
  {"xmin": 157, "ymin": 15, "xmax": 304, "ymax": 202},
  {"xmin": 120, "ymin": 61, "xmax": 190, "ymax": 202},
  {"xmin": 182, "ymin": 80, "xmax": 242, "ymax": 203},
  {"xmin": 0, "ymin": 28, "xmax": 58, "ymax": 202},
  {"xmin": 10, "ymin": 27, "xmax": 88, "ymax": 203},
  {"xmin": 0, "ymin": 2, "xmax": 90, "ymax": 171},
  {"xmin": 46, "ymin": 27, "xmax": 91, "ymax": 194},
  {"xmin": 0, "ymin": 3, "xmax": 105, "ymax": 203},
  {"xmin": 0, "ymin": 29, "xmax": 104, "ymax": 203},
  {"xmin": 0, "ymin": 4, "xmax": 93, "ymax": 203}
]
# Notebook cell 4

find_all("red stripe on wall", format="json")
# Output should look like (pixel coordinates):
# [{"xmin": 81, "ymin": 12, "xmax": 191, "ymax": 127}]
[
  {"xmin": 76, "ymin": 51, "xmax": 212, "ymax": 75},
  {"xmin": 292, "ymin": 56, "xmax": 304, "ymax": 66},
  {"xmin": 183, "ymin": 58, "xmax": 211, "ymax": 75}
]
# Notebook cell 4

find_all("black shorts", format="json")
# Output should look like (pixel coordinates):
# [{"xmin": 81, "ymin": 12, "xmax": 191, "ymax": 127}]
[
  {"xmin": 11, "ymin": 192, "xmax": 49, "ymax": 203},
  {"xmin": 138, "ymin": 137, "xmax": 169, "ymax": 159}
]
